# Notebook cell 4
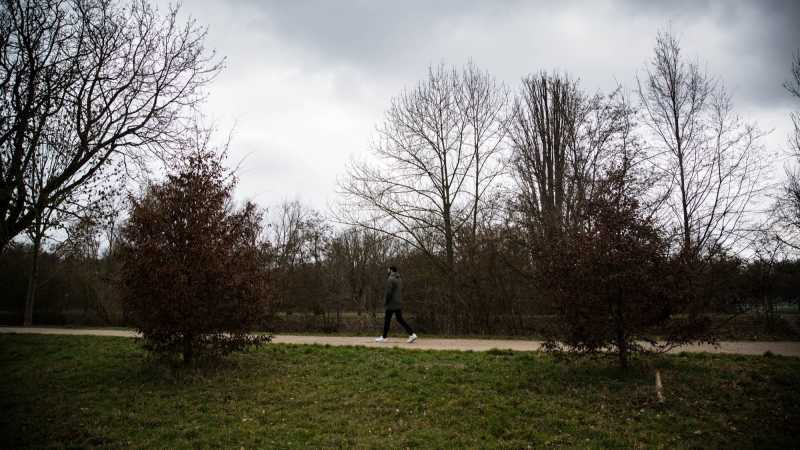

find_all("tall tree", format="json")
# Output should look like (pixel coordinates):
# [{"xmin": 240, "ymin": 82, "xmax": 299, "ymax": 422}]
[
  {"xmin": 21, "ymin": 124, "xmax": 120, "ymax": 325},
  {"xmin": 637, "ymin": 31, "xmax": 764, "ymax": 257},
  {"xmin": 340, "ymin": 62, "xmax": 506, "ymax": 278},
  {"xmin": 786, "ymin": 51, "xmax": 800, "ymax": 154},
  {"xmin": 264, "ymin": 200, "xmax": 331, "ymax": 313},
  {"xmin": 0, "ymin": 0, "xmax": 222, "ymax": 253},
  {"xmin": 776, "ymin": 51, "xmax": 800, "ymax": 249},
  {"xmin": 327, "ymin": 227, "xmax": 395, "ymax": 316},
  {"xmin": 507, "ymin": 72, "xmax": 638, "ymax": 246},
  {"xmin": 457, "ymin": 61, "xmax": 508, "ymax": 239}
]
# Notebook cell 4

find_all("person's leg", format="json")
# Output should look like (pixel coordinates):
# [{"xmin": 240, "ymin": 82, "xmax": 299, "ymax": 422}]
[
  {"xmin": 394, "ymin": 310, "xmax": 414, "ymax": 335},
  {"xmin": 382, "ymin": 310, "xmax": 394, "ymax": 338}
]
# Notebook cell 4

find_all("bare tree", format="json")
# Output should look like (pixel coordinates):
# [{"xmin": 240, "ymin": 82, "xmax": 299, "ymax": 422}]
[
  {"xmin": 457, "ymin": 61, "xmax": 508, "ymax": 238},
  {"xmin": 749, "ymin": 231, "xmax": 789, "ymax": 331},
  {"xmin": 339, "ymin": 63, "xmax": 507, "ymax": 278},
  {"xmin": 0, "ymin": 0, "xmax": 223, "ymax": 253},
  {"xmin": 507, "ymin": 72, "xmax": 638, "ymax": 244},
  {"xmin": 22, "ymin": 207, "xmax": 56, "ymax": 326},
  {"xmin": 776, "ymin": 51, "xmax": 800, "ymax": 249},
  {"xmin": 264, "ymin": 200, "xmax": 331, "ymax": 313},
  {"xmin": 267, "ymin": 201, "xmax": 315, "ymax": 270},
  {"xmin": 328, "ymin": 226, "xmax": 395, "ymax": 316},
  {"xmin": 21, "ymin": 118, "xmax": 121, "ymax": 325},
  {"xmin": 786, "ymin": 51, "xmax": 800, "ymax": 154},
  {"xmin": 637, "ymin": 31, "xmax": 765, "ymax": 257}
]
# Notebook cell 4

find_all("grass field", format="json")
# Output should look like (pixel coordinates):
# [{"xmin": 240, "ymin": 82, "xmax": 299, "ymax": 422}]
[{"xmin": 1, "ymin": 335, "xmax": 798, "ymax": 449}]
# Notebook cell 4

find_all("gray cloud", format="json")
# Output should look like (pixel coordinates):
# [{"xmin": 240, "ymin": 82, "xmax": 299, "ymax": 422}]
[
  {"xmin": 165, "ymin": 0, "xmax": 798, "ymax": 209},
  {"xmin": 209, "ymin": 0, "xmax": 799, "ymax": 105}
]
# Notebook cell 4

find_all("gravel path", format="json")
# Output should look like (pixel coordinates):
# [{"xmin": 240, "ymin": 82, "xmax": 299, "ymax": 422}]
[{"xmin": 2, "ymin": 327, "xmax": 799, "ymax": 357}]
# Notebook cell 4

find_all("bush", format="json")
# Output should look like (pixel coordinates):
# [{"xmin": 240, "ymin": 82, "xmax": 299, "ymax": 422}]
[
  {"xmin": 537, "ymin": 173, "xmax": 711, "ymax": 368},
  {"xmin": 118, "ymin": 150, "xmax": 270, "ymax": 364}
]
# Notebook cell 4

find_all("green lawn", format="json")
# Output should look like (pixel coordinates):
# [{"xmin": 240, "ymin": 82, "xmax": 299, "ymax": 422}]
[{"xmin": 1, "ymin": 335, "xmax": 798, "ymax": 449}]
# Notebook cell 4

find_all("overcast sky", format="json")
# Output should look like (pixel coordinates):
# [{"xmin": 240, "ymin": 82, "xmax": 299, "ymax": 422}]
[{"xmin": 162, "ymin": 0, "xmax": 800, "ymax": 213}]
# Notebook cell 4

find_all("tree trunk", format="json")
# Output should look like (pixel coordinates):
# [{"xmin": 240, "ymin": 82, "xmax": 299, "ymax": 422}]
[
  {"xmin": 765, "ymin": 295, "xmax": 775, "ymax": 332},
  {"xmin": 614, "ymin": 298, "xmax": 628, "ymax": 370},
  {"xmin": 473, "ymin": 148, "xmax": 480, "ymax": 240},
  {"xmin": 616, "ymin": 334, "xmax": 629, "ymax": 370},
  {"xmin": 23, "ymin": 234, "xmax": 42, "ymax": 326},
  {"xmin": 442, "ymin": 199, "xmax": 459, "ymax": 333},
  {"xmin": 183, "ymin": 333, "xmax": 193, "ymax": 365},
  {"xmin": 675, "ymin": 126, "xmax": 692, "ymax": 255}
]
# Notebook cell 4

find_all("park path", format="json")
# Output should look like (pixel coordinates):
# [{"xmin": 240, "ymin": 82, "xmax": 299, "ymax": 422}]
[{"xmin": 2, "ymin": 326, "xmax": 800, "ymax": 357}]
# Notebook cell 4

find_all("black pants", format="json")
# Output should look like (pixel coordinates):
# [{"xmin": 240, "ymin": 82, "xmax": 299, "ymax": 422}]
[{"xmin": 382, "ymin": 309, "xmax": 414, "ymax": 338}]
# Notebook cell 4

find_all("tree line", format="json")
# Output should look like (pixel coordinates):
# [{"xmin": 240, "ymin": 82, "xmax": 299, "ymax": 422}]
[{"xmin": 2, "ymin": 0, "xmax": 800, "ymax": 366}]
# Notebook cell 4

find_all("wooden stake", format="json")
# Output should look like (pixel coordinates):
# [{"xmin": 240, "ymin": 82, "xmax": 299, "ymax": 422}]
[{"xmin": 655, "ymin": 369, "xmax": 665, "ymax": 403}]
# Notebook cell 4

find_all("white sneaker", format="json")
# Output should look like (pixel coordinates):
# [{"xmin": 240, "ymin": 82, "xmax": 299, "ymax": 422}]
[
  {"xmin": 375, "ymin": 336, "xmax": 387, "ymax": 342},
  {"xmin": 407, "ymin": 333, "xmax": 418, "ymax": 343}
]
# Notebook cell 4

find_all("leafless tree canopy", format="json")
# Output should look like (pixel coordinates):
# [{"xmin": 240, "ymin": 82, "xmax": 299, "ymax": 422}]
[
  {"xmin": 458, "ymin": 61, "xmax": 508, "ymax": 238},
  {"xmin": 339, "ymin": 63, "xmax": 507, "ymax": 272},
  {"xmin": 0, "ymin": 0, "xmax": 222, "ymax": 252},
  {"xmin": 637, "ymin": 31, "xmax": 765, "ymax": 257},
  {"xmin": 507, "ymin": 72, "xmax": 641, "ymax": 244},
  {"xmin": 788, "ymin": 52, "xmax": 800, "ymax": 154},
  {"xmin": 776, "ymin": 50, "xmax": 800, "ymax": 249},
  {"xmin": 327, "ymin": 227, "xmax": 395, "ymax": 315},
  {"xmin": 262, "ymin": 200, "xmax": 331, "ymax": 313},
  {"xmin": 19, "ymin": 109, "xmax": 123, "ymax": 326}
]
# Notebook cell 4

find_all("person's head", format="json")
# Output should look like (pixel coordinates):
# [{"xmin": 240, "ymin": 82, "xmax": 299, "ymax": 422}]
[{"xmin": 387, "ymin": 265, "xmax": 398, "ymax": 275}]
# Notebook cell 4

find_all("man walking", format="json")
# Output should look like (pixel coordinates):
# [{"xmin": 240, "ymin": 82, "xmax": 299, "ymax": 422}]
[{"xmin": 375, "ymin": 266, "xmax": 417, "ymax": 343}]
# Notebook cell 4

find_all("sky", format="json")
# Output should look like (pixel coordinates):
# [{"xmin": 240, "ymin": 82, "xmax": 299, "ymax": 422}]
[{"xmin": 161, "ymin": 0, "xmax": 800, "ymax": 214}]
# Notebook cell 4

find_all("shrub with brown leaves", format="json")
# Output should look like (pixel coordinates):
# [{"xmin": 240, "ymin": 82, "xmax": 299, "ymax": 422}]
[
  {"xmin": 538, "ymin": 172, "xmax": 711, "ymax": 369},
  {"xmin": 118, "ymin": 151, "xmax": 270, "ymax": 364}
]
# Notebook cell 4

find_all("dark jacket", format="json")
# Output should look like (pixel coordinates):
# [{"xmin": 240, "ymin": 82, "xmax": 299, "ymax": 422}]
[{"xmin": 384, "ymin": 272, "xmax": 402, "ymax": 310}]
